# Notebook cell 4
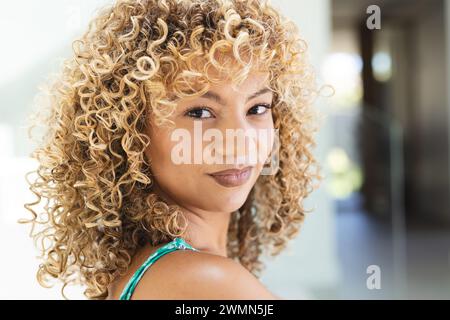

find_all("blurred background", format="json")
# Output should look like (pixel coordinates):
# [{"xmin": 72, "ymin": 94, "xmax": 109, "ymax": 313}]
[{"xmin": 0, "ymin": 0, "xmax": 449, "ymax": 299}]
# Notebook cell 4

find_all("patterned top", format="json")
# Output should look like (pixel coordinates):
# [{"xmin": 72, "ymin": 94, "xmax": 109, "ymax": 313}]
[{"xmin": 119, "ymin": 237, "xmax": 199, "ymax": 300}]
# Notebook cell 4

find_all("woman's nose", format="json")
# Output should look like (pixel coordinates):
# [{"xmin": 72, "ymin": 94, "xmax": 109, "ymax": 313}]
[{"xmin": 214, "ymin": 112, "xmax": 257, "ymax": 166}]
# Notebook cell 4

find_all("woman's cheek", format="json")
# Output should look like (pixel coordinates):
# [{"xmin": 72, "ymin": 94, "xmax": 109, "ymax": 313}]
[{"xmin": 145, "ymin": 129, "xmax": 175, "ymax": 176}]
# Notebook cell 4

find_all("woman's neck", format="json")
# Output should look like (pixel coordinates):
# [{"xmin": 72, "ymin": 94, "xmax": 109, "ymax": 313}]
[{"xmin": 150, "ymin": 184, "xmax": 232, "ymax": 258}]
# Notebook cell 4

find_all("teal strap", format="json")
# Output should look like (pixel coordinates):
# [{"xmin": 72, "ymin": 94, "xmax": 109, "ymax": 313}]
[{"xmin": 119, "ymin": 237, "xmax": 198, "ymax": 300}]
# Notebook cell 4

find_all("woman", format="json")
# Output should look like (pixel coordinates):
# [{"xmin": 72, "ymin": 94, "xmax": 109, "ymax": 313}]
[{"xmin": 22, "ymin": 0, "xmax": 322, "ymax": 300}]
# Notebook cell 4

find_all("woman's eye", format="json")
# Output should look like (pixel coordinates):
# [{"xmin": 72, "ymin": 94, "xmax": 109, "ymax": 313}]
[
  {"xmin": 185, "ymin": 107, "xmax": 214, "ymax": 119},
  {"xmin": 247, "ymin": 104, "xmax": 272, "ymax": 116}
]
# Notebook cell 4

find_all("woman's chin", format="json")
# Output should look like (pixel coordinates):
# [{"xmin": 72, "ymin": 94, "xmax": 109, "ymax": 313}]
[{"xmin": 204, "ymin": 190, "xmax": 251, "ymax": 213}]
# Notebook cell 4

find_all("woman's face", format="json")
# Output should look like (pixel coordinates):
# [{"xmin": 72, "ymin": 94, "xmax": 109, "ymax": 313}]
[{"xmin": 145, "ymin": 72, "xmax": 274, "ymax": 214}]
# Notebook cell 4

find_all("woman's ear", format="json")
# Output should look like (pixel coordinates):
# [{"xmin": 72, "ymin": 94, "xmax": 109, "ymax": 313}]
[{"xmin": 261, "ymin": 151, "xmax": 279, "ymax": 176}]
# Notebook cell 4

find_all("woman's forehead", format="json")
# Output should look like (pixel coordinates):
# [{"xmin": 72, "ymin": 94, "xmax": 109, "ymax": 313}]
[
  {"xmin": 175, "ymin": 72, "xmax": 272, "ymax": 105},
  {"xmin": 209, "ymin": 71, "xmax": 270, "ymax": 92}
]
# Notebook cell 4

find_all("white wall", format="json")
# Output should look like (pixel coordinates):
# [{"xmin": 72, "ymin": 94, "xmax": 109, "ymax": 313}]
[{"xmin": 0, "ymin": 0, "xmax": 112, "ymax": 300}]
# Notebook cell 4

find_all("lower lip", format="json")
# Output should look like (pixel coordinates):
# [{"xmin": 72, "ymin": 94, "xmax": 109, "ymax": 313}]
[{"xmin": 208, "ymin": 167, "xmax": 253, "ymax": 188}]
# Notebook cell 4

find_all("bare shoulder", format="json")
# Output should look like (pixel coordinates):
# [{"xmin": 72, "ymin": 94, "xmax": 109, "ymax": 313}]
[{"xmin": 130, "ymin": 250, "xmax": 277, "ymax": 300}]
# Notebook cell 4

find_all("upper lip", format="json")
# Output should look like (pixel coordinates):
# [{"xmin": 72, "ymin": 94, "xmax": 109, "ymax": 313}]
[{"xmin": 208, "ymin": 166, "xmax": 253, "ymax": 176}]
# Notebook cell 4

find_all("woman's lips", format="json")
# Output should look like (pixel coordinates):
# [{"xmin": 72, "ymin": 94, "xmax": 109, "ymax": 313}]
[{"xmin": 207, "ymin": 166, "xmax": 253, "ymax": 188}]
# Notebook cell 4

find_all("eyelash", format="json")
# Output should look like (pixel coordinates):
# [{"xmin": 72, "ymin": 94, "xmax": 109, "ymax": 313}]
[{"xmin": 184, "ymin": 103, "xmax": 273, "ymax": 119}]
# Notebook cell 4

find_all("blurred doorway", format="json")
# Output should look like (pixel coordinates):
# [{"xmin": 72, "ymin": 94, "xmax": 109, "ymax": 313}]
[{"xmin": 327, "ymin": 0, "xmax": 450, "ymax": 298}]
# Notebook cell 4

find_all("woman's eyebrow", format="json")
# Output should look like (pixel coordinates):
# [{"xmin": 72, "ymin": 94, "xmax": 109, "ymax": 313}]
[{"xmin": 199, "ymin": 87, "xmax": 272, "ymax": 105}]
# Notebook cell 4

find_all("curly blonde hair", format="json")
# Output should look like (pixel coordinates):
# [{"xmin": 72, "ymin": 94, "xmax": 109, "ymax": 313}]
[{"xmin": 21, "ymin": 0, "xmax": 323, "ymax": 299}]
